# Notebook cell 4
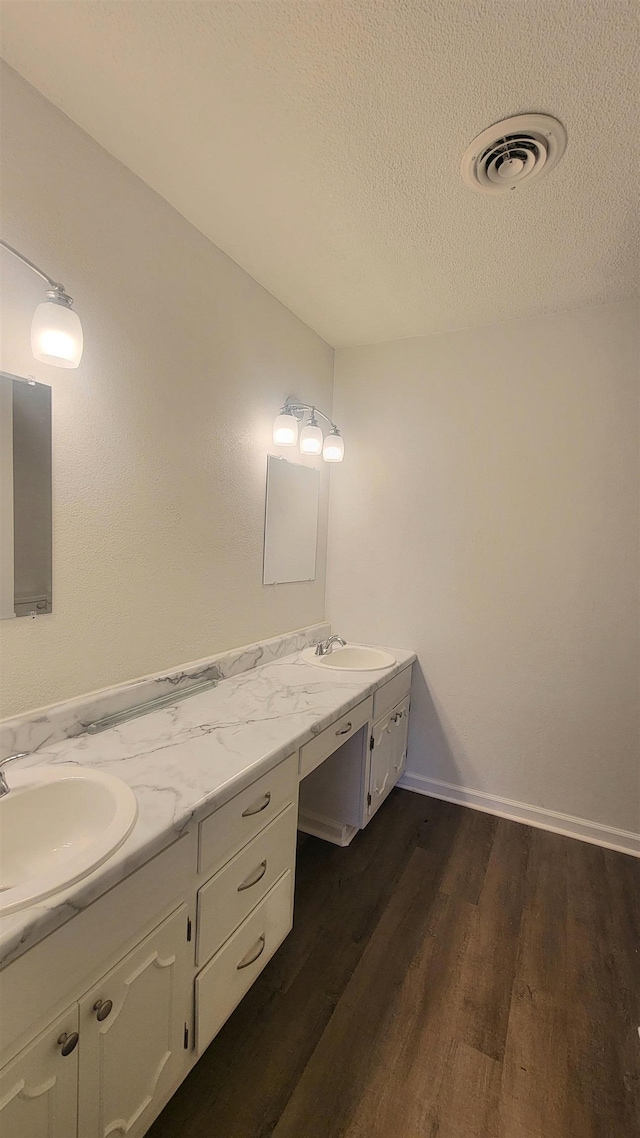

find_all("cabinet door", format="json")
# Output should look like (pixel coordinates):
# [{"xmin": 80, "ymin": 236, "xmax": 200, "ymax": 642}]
[
  {"xmin": 0, "ymin": 1007, "xmax": 79, "ymax": 1138},
  {"xmin": 78, "ymin": 904, "xmax": 191, "ymax": 1138},
  {"xmin": 390, "ymin": 695, "xmax": 410, "ymax": 782},
  {"xmin": 368, "ymin": 709, "xmax": 395, "ymax": 819}
]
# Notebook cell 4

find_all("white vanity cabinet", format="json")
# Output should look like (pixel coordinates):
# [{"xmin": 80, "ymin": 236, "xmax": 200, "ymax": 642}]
[
  {"xmin": 0, "ymin": 906, "xmax": 191, "ymax": 1138},
  {"xmin": 0, "ymin": 750, "xmax": 299, "ymax": 1138},
  {"xmin": 195, "ymin": 869, "xmax": 294, "ymax": 1053},
  {"xmin": 390, "ymin": 695, "xmax": 410, "ymax": 781},
  {"xmin": 77, "ymin": 903, "xmax": 191, "ymax": 1138},
  {"xmin": 196, "ymin": 803, "xmax": 297, "ymax": 966},
  {"xmin": 194, "ymin": 756, "xmax": 298, "ymax": 1050},
  {"xmin": 367, "ymin": 693, "xmax": 410, "ymax": 819},
  {"xmin": 0, "ymin": 665, "xmax": 413, "ymax": 1138},
  {"xmin": 298, "ymin": 665, "xmax": 413, "ymax": 844},
  {"xmin": 0, "ymin": 1006, "xmax": 80, "ymax": 1138}
]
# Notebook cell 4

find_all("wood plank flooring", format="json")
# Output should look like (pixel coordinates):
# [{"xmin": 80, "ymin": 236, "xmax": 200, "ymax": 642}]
[{"xmin": 148, "ymin": 790, "xmax": 640, "ymax": 1138}]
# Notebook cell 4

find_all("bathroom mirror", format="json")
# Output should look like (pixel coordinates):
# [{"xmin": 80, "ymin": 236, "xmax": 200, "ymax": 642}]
[
  {"xmin": 0, "ymin": 371, "xmax": 52, "ymax": 617},
  {"xmin": 263, "ymin": 455, "xmax": 319, "ymax": 585}
]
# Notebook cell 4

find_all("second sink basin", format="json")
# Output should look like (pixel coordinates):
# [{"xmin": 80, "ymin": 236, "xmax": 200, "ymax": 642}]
[
  {"xmin": 301, "ymin": 645, "xmax": 396, "ymax": 670},
  {"xmin": 0, "ymin": 765, "xmax": 138, "ymax": 916}
]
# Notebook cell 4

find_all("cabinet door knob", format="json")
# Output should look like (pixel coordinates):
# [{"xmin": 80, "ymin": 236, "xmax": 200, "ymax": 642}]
[
  {"xmin": 57, "ymin": 1031, "xmax": 79, "ymax": 1056},
  {"xmin": 242, "ymin": 791, "xmax": 271, "ymax": 817},
  {"xmin": 93, "ymin": 999, "xmax": 113, "ymax": 1022},
  {"xmin": 336, "ymin": 721, "xmax": 352, "ymax": 736}
]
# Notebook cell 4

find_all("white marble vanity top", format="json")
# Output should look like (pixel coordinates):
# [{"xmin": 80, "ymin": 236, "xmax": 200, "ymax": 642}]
[{"xmin": 0, "ymin": 642, "xmax": 414, "ymax": 967}]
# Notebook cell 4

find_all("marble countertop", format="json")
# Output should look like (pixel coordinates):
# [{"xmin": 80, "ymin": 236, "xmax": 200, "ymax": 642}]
[{"xmin": 0, "ymin": 644, "xmax": 415, "ymax": 967}]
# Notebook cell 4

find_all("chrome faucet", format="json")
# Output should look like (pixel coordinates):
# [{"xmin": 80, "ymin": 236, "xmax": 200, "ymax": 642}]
[
  {"xmin": 0, "ymin": 753, "xmax": 30, "ymax": 797},
  {"xmin": 315, "ymin": 635, "xmax": 347, "ymax": 657}
]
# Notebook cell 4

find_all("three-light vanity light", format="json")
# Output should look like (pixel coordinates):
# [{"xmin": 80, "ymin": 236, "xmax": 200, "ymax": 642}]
[
  {"xmin": 1, "ymin": 240, "xmax": 84, "ymax": 368},
  {"xmin": 273, "ymin": 400, "xmax": 344, "ymax": 463}
]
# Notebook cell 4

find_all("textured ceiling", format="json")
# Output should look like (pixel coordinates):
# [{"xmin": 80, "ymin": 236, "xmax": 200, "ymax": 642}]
[{"xmin": 1, "ymin": 1, "xmax": 638, "ymax": 347}]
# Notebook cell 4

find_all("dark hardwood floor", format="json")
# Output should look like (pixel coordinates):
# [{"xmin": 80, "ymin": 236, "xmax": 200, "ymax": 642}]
[{"xmin": 149, "ymin": 790, "xmax": 640, "ymax": 1138}]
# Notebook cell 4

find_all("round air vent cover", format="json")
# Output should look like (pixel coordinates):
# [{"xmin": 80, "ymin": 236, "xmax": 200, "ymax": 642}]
[{"xmin": 461, "ymin": 114, "xmax": 567, "ymax": 193}]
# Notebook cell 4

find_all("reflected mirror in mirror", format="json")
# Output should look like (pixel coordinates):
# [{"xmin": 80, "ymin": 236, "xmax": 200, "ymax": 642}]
[
  {"xmin": 0, "ymin": 372, "xmax": 52, "ymax": 617},
  {"xmin": 263, "ymin": 455, "xmax": 319, "ymax": 585}
]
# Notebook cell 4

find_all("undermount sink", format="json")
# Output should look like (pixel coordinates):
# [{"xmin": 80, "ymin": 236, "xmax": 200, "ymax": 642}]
[
  {"xmin": 0, "ymin": 765, "xmax": 138, "ymax": 916},
  {"xmin": 301, "ymin": 645, "xmax": 396, "ymax": 671}
]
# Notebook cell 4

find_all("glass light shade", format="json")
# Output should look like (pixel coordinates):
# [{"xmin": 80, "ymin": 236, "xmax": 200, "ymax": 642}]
[
  {"xmin": 273, "ymin": 411, "xmax": 298, "ymax": 446},
  {"xmin": 299, "ymin": 420, "xmax": 323, "ymax": 455},
  {"xmin": 323, "ymin": 430, "xmax": 344, "ymax": 463},
  {"xmin": 31, "ymin": 299, "xmax": 83, "ymax": 368}
]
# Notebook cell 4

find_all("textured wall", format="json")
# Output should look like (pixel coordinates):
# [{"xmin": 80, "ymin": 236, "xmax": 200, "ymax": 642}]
[
  {"xmin": 0, "ymin": 65, "xmax": 334, "ymax": 718},
  {"xmin": 327, "ymin": 300, "xmax": 639, "ymax": 833}
]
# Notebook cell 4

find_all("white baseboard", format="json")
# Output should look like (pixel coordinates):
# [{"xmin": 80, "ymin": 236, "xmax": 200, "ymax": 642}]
[
  {"xmin": 398, "ymin": 772, "xmax": 640, "ymax": 858},
  {"xmin": 297, "ymin": 808, "xmax": 359, "ymax": 847}
]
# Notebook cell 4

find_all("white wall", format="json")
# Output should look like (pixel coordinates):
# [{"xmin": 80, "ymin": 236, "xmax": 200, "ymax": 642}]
[
  {"xmin": 0, "ymin": 64, "xmax": 334, "ymax": 718},
  {"xmin": 327, "ymin": 300, "xmax": 639, "ymax": 835}
]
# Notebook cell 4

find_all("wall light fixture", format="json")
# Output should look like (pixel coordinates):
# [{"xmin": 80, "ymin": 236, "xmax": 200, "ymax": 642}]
[
  {"xmin": 1, "ymin": 240, "xmax": 84, "ymax": 368},
  {"xmin": 273, "ymin": 399, "xmax": 344, "ymax": 463}
]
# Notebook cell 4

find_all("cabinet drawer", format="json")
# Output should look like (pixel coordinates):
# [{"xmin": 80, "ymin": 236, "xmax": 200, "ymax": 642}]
[
  {"xmin": 196, "ymin": 804, "xmax": 297, "ymax": 966},
  {"xmin": 198, "ymin": 753, "xmax": 297, "ymax": 877},
  {"xmin": 299, "ymin": 696, "xmax": 373, "ymax": 780},
  {"xmin": 195, "ymin": 870, "xmax": 293, "ymax": 1053},
  {"xmin": 372, "ymin": 666, "xmax": 412, "ymax": 723}
]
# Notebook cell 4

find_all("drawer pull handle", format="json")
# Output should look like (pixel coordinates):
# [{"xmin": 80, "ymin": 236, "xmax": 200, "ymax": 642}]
[
  {"xmin": 93, "ymin": 999, "xmax": 113, "ymax": 1022},
  {"xmin": 237, "ymin": 935, "xmax": 266, "ymax": 970},
  {"xmin": 242, "ymin": 792, "xmax": 271, "ymax": 817},
  {"xmin": 238, "ymin": 860, "xmax": 268, "ymax": 892},
  {"xmin": 336, "ymin": 721, "xmax": 352, "ymax": 736},
  {"xmin": 57, "ymin": 1032, "xmax": 79, "ymax": 1056}
]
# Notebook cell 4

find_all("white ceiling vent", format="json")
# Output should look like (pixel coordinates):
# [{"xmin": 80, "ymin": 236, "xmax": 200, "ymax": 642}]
[{"xmin": 461, "ymin": 114, "xmax": 567, "ymax": 193}]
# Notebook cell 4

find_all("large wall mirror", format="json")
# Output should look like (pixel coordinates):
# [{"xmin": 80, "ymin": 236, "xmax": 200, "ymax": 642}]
[
  {"xmin": 0, "ymin": 372, "xmax": 52, "ymax": 618},
  {"xmin": 263, "ymin": 455, "xmax": 319, "ymax": 585}
]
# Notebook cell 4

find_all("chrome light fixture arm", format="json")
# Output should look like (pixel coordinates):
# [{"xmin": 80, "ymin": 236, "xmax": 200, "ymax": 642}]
[
  {"xmin": 0, "ymin": 240, "xmax": 74, "ymax": 306},
  {"xmin": 280, "ymin": 399, "xmax": 339, "ymax": 432}
]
